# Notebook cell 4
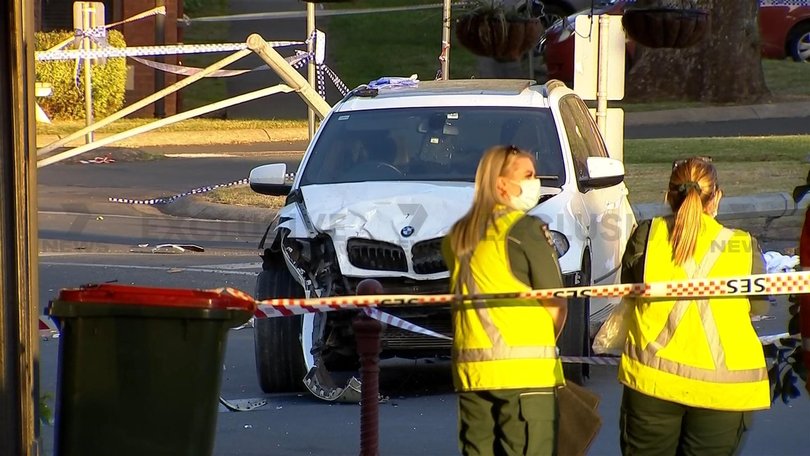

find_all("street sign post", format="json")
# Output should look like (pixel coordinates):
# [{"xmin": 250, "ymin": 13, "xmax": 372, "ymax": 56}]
[
  {"xmin": 573, "ymin": 14, "xmax": 626, "ymax": 161},
  {"xmin": 73, "ymin": 1, "xmax": 105, "ymax": 144}
]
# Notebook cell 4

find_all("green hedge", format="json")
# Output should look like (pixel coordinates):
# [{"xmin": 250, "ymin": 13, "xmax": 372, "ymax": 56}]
[{"xmin": 35, "ymin": 30, "xmax": 127, "ymax": 120}]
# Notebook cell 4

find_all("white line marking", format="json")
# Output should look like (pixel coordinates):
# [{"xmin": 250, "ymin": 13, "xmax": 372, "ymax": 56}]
[
  {"xmin": 194, "ymin": 262, "xmax": 262, "ymax": 270},
  {"xmin": 38, "ymin": 210, "xmax": 263, "ymax": 224},
  {"xmin": 164, "ymin": 153, "xmax": 241, "ymax": 158},
  {"xmin": 40, "ymin": 262, "xmax": 259, "ymax": 276}
]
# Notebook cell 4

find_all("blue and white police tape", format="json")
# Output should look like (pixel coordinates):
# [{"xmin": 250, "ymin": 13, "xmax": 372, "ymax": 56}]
[{"xmin": 108, "ymin": 178, "xmax": 249, "ymax": 205}]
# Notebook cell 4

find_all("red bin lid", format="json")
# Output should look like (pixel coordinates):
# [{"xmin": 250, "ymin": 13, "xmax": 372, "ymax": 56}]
[{"xmin": 55, "ymin": 283, "xmax": 256, "ymax": 311}]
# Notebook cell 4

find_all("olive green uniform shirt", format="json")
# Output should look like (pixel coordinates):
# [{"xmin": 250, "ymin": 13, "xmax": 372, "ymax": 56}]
[{"xmin": 442, "ymin": 215, "xmax": 564, "ymax": 291}]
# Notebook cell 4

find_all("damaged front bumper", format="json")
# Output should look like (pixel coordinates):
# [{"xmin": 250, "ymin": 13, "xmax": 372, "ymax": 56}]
[{"xmin": 302, "ymin": 305, "xmax": 452, "ymax": 403}]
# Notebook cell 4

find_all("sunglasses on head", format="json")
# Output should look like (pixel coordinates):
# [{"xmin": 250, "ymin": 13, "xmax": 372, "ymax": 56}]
[{"xmin": 672, "ymin": 155, "xmax": 713, "ymax": 170}]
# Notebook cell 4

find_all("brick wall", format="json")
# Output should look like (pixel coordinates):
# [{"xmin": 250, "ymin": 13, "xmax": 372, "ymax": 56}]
[{"xmin": 122, "ymin": 0, "xmax": 181, "ymax": 117}]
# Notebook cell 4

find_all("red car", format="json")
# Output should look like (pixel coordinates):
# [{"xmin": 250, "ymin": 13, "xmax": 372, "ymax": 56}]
[{"xmin": 540, "ymin": 0, "xmax": 810, "ymax": 84}]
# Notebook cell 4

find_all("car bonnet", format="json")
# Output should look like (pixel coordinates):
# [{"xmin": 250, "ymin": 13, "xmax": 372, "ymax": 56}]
[{"xmin": 298, "ymin": 181, "xmax": 474, "ymax": 243}]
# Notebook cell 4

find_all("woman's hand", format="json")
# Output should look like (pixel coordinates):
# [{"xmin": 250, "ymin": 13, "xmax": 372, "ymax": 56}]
[{"xmin": 543, "ymin": 297, "xmax": 568, "ymax": 340}]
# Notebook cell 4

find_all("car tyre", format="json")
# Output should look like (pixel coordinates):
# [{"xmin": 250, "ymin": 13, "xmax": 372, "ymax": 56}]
[
  {"xmin": 253, "ymin": 265, "xmax": 308, "ymax": 393},
  {"xmin": 559, "ymin": 251, "xmax": 591, "ymax": 385},
  {"xmin": 788, "ymin": 22, "xmax": 810, "ymax": 62}
]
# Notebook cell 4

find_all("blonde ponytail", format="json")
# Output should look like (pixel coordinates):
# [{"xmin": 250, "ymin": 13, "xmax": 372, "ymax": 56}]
[
  {"xmin": 671, "ymin": 186, "xmax": 703, "ymax": 265},
  {"xmin": 666, "ymin": 157, "xmax": 719, "ymax": 266}
]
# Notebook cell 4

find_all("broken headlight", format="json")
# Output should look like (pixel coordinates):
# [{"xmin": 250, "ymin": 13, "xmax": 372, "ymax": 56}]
[{"xmin": 282, "ymin": 235, "xmax": 329, "ymax": 273}]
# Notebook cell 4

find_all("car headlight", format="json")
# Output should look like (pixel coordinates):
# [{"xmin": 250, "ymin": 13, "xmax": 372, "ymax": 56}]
[
  {"xmin": 283, "ymin": 237, "xmax": 314, "ymax": 265},
  {"xmin": 548, "ymin": 230, "xmax": 570, "ymax": 258}
]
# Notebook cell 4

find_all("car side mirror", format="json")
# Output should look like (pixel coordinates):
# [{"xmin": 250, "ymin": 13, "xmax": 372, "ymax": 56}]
[
  {"xmin": 249, "ymin": 163, "xmax": 293, "ymax": 196},
  {"xmin": 580, "ymin": 156, "xmax": 625, "ymax": 189}
]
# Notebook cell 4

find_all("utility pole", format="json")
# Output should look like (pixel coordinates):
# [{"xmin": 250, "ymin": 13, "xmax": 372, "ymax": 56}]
[
  {"xmin": 306, "ymin": 2, "xmax": 316, "ymax": 140},
  {"xmin": 0, "ymin": 0, "xmax": 41, "ymax": 455},
  {"xmin": 441, "ymin": 0, "xmax": 451, "ymax": 80},
  {"xmin": 74, "ymin": 2, "xmax": 104, "ymax": 144}
]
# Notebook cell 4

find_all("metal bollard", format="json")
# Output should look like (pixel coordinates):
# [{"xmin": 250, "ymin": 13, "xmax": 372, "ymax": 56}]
[{"xmin": 353, "ymin": 279, "xmax": 384, "ymax": 456}]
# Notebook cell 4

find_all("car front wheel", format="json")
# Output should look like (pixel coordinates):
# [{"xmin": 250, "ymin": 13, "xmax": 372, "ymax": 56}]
[
  {"xmin": 253, "ymin": 264, "xmax": 308, "ymax": 393},
  {"xmin": 559, "ymin": 251, "xmax": 591, "ymax": 385},
  {"xmin": 788, "ymin": 22, "xmax": 810, "ymax": 62}
]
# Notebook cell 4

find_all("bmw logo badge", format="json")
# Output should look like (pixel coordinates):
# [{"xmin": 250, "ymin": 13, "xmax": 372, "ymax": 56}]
[{"xmin": 401, "ymin": 225, "xmax": 415, "ymax": 237}]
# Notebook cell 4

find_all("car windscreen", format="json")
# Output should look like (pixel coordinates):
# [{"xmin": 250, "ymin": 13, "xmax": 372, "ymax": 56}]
[{"xmin": 298, "ymin": 106, "xmax": 565, "ymax": 188}]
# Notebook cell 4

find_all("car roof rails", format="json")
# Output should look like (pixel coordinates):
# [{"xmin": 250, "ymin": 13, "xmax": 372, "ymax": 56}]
[{"xmin": 542, "ymin": 79, "xmax": 569, "ymax": 97}]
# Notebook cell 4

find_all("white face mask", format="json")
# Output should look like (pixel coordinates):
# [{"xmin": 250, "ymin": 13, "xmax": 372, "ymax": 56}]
[{"xmin": 508, "ymin": 178, "xmax": 541, "ymax": 212}]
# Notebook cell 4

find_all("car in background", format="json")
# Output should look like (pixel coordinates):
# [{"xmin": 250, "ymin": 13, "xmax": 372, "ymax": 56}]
[
  {"xmin": 760, "ymin": 0, "xmax": 810, "ymax": 62},
  {"xmin": 540, "ymin": 0, "xmax": 810, "ymax": 84},
  {"xmin": 522, "ymin": 0, "xmax": 600, "ymax": 26}
]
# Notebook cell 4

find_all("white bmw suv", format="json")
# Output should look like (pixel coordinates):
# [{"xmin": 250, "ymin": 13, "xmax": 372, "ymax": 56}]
[{"xmin": 249, "ymin": 79, "xmax": 636, "ymax": 401}]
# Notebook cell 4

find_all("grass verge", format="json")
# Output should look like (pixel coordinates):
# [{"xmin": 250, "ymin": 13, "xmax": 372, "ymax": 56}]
[
  {"xmin": 327, "ymin": 0, "xmax": 479, "ymax": 89},
  {"xmin": 202, "ymin": 135, "xmax": 810, "ymax": 207},
  {"xmin": 202, "ymin": 186, "xmax": 286, "ymax": 209},
  {"xmin": 625, "ymin": 135, "xmax": 810, "ymax": 203},
  {"xmin": 762, "ymin": 59, "xmax": 810, "ymax": 99},
  {"xmin": 36, "ymin": 118, "xmax": 308, "ymax": 136},
  {"xmin": 177, "ymin": 0, "xmax": 230, "ymax": 111}
]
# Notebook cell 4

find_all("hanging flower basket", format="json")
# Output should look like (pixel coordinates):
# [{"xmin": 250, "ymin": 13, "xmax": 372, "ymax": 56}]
[
  {"xmin": 300, "ymin": 0, "xmax": 352, "ymax": 3},
  {"xmin": 622, "ymin": 7, "xmax": 710, "ymax": 49},
  {"xmin": 455, "ymin": 15, "xmax": 544, "ymax": 62}
]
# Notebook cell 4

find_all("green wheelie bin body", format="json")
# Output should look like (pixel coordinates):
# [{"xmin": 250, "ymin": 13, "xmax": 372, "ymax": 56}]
[{"xmin": 47, "ymin": 284, "xmax": 255, "ymax": 456}]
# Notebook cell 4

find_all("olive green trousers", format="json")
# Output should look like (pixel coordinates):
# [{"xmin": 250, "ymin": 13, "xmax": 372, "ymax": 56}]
[
  {"xmin": 458, "ymin": 388, "xmax": 558, "ymax": 456},
  {"xmin": 620, "ymin": 386, "xmax": 752, "ymax": 456}
]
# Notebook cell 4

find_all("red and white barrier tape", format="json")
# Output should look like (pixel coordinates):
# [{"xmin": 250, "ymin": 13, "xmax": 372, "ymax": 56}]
[
  {"xmin": 41, "ymin": 272, "xmax": 808, "ymax": 367},
  {"xmin": 39, "ymin": 315, "xmax": 59, "ymax": 338},
  {"xmin": 253, "ymin": 271, "xmax": 810, "ymax": 319},
  {"xmin": 362, "ymin": 307, "xmax": 451, "ymax": 340}
]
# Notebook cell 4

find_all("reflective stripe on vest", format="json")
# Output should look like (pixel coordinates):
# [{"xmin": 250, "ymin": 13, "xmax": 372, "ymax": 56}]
[
  {"xmin": 453, "ymin": 297, "xmax": 558, "ymax": 364},
  {"xmin": 449, "ymin": 209, "xmax": 564, "ymax": 391},
  {"xmin": 625, "ymin": 227, "xmax": 767, "ymax": 383}
]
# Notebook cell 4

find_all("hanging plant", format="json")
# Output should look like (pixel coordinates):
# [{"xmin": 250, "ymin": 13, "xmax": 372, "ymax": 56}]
[
  {"xmin": 454, "ymin": 0, "xmax": 544, "ymax": 62},
  {"xmin": 300, "ymin": 0, "xmax": 353, "ymax": 3},
  {"xmin": 622, "ymin": 0, "xmax": 710, "ymax": 49}
]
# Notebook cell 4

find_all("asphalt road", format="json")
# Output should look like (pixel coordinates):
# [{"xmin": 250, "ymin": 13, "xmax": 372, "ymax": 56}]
[
  {"xmin": 625, "ymin": 116, "xmax": 810, "ymax": 139},
  {"xmin": 34, "ymin": 143, "xmax": 810, "ymax": 455},
  {"xmin": 32, "ymin": 112, "xmax": 810, "ymax": 454},
  {"xmin": 36, "ymin": 253, "xmax": 810, "ymax": 455}
]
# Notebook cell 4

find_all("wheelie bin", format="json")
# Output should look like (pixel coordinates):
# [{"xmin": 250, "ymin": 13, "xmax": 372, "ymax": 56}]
[{"xmin": 47, "ymin": 283, "xmax": 256, "ymax": 456}]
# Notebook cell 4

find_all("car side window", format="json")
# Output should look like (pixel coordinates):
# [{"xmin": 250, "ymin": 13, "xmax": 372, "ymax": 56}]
[{"xmin": 559, "ymin": 95, "xmax": 610, "ymax": 182}]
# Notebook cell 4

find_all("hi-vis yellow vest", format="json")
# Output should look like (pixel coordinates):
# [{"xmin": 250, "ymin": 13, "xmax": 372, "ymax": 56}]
[
  {"xmin": 618, "ymin": 216, "xmax": 770, "ymax": 411},
  {"xmin": 450, "ymin": 208, "xmax": 565, "ymax": 392}
]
